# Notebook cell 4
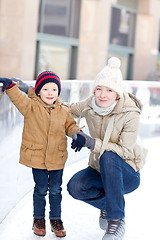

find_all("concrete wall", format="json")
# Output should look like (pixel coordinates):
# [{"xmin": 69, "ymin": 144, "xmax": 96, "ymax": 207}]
[
  {"xmin": 77, "ymin": 0, "xmax": 114, "ymax": 80},
  {"xmin": 0, "ymin": 0, "xmax": 39, "ymax": 80},
  {"xmin": 78, "ymin": 0, "xmax": 160, "ymax": 81},
  {"xmin": 0, "ymin": 0, "xmax": 160, "ymax": 81},
  {"xmin": 133, "ymin": 0, "xmax": 160, "ymax": 80}
]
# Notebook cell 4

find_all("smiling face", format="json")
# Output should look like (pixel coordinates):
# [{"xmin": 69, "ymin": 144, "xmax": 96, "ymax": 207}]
[
  {"xmin": 39, "ymin": 82, "xmax": 59, "ymax": 105},
  {"xmin": 94, "ymin": 85, "xmax": 118, "ymax": 108}
]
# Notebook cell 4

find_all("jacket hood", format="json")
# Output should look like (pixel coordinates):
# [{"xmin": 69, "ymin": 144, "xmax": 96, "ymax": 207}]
[
  {"xmin": 120, "ymin": 91, "xmax": 143, "ymax": 113},
  {"xmin": 28, "ymin": 87, "xmax": 37, "ymax": 99}
]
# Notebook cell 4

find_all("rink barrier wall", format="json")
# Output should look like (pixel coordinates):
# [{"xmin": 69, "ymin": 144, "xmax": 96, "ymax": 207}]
[{"xmin": 1, "ymin": 80, "xmax": 160, "ymax": 142}]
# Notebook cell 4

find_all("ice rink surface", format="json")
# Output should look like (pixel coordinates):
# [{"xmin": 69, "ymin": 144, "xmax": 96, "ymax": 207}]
[
  {"xmin": 0, "ymin": 135, "xmax": 159, "ymax": 240},
  {"xmin": 1, "ymin": 80, "xmax": 160, "ymax": 239}
]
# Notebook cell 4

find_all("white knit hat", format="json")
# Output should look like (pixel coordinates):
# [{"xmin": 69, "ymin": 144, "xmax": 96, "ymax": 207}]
[{"xmin": 93, "ymin": 57, "xmax": 123, "ymax": 97}]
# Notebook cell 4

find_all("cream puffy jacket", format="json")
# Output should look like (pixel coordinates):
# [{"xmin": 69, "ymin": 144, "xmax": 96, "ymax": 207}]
[
  {"xmin": 6, "ymin": 85, "xmax": 80, "ymax": 170},
  {"xmin": 70, "ymin": 92, "xmax": 147, "ymax": 172}
]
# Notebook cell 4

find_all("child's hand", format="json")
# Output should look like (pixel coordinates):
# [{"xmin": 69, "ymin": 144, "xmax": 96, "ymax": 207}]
[
  {"xmin": 71, "ymin": 133, "xmax": 86, "ymax": 152},
  {"xmin": 0, "ymin": 78, "xmax": 15, "ymax": 92},
  {"xmin": 71, "ymin": 131, "xmax": 95, "ymax": 151}
]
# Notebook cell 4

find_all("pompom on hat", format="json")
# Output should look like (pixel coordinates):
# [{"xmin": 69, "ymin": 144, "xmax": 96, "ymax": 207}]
[
  {"xmin": 35, "ymin": 71, "xmax": 61, "ymax": 96},
  {"xmin": 93, "ymin": 57, "xmax": 123, "ymax": 97}
]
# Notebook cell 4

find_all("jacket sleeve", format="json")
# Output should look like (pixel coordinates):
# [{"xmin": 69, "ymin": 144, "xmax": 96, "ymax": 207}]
[
  {"xmin": 105, "ymin": 112, "xmax": 140, "ymax": 160},
  {"xmin": 65, "ymin": 111, "xmax": 80, "ymax": 137},
  {"xmin": 70, "ymin": 96, "xmax": 91, "ymax": 118},
  {"xmin": 93, "ymin": 138, "xmax": 103, "ymax": 153},
  {"xmin": 6, "ymin": 83, "xmax": 31, "ymax": 116}
]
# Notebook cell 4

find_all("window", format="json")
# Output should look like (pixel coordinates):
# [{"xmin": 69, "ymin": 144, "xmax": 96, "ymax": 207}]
[
  {"xmin": 38, "ymin": 43, "xmax": 70, "ymax": 80},
  {"xmin": 110, "ymin": 7, "xmax": 136, "ymax": 47},
  {"xmin": 38, "ymin": 0, "xmax": 81, "ymax": 38},
  {"xmin": 159, "ymin": 22, "xmax": 160, "ymax": 52},
  {"xmin": 36, "ymin": 0, "xmax": 81, "ymax": 79}
]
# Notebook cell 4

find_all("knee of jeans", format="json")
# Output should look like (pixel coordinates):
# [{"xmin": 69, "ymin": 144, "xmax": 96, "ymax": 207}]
[
  {"xmin": 35, "ymin": 185, "xmax": 48, "ymax": 196},
  {"xmin": 49, "ymin": 185, "xmax": 62, "ymax": 195},
  {"xmin": 100, "ymin": 151, "xmax": 119, "ymax": 169},
  {"xmin": 67, "ymin": 178, "xmax": 84, "ymax": 200}
]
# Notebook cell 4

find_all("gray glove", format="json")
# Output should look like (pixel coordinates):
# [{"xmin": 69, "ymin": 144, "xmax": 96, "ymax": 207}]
[
  {"xmin": 72, "ymin": 131, "xmax": 95, "ymax": 151},
  {"xmin": 12, "ymin": 77, "xmax": 30, "ymax": 94}
]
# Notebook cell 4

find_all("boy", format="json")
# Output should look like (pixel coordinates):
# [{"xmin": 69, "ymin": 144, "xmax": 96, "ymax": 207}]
[{"xmin": 0, "ymin": 71, "xmax": 83, "ymax": 237}]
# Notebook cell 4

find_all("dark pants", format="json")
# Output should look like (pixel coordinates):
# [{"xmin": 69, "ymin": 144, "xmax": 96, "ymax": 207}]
[
  {"xmin": 67, "ymin": 151, "xmax": 140, "ymax": 220},
  {"xmin": 32, "ymin": 168, "xmax": 63, "ymax": 220}
]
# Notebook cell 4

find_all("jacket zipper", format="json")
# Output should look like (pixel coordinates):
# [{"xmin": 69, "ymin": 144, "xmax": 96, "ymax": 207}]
[{"xmin": 100, "ymin": 116, "xmax": 104, "ymax": 139}]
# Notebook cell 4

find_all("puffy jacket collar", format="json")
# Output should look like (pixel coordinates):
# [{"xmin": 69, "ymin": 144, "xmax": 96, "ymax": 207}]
[
  {"xmin": 85, "ymin": 91, "xmax": 142, "ymax": 115},
  {"xmin": 116, "ymin": 91, "xmax": 142, "ymax": 114}
]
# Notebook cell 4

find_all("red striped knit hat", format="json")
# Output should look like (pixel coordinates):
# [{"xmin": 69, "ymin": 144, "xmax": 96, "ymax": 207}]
[{"xmin": 35, "ymin": 71, "xmax": 61, "ymax": 96}]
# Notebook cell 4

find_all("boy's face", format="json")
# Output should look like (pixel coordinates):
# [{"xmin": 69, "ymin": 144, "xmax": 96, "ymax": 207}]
[{"xmin": 39, "ymin": 82, "xmax": 58, "ymax": 105}]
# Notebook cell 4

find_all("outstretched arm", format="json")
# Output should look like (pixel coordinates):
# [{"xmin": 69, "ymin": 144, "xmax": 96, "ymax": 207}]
[
  {"xmin": 12, "ymin": 77, "xmax": 30, "ymax": 94},
  {"xmin": 0, "ymin": 77, "xmax": 31, "ymax": 116}
]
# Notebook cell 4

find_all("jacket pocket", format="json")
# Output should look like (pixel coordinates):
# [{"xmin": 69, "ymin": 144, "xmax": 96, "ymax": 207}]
[
  {"xmin": 21, "ymin": 139, "xmax": 44, "ymax": 160},
  {"xmin": 58, "ymin": 144, "xmax": 67, "ymax": 151},
  {"xmin": 22, "ymin": 139, "xmax": 43, "ymax": 150},
  {"xmin": 57, "ymin": 143, "xmax": 67, "ymax": 160}
]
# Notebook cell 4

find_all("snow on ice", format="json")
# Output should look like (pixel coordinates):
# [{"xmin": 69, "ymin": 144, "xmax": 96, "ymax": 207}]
[{"xmin": 0, "ymin": 136, "xmax": 160, "ymax": 239}]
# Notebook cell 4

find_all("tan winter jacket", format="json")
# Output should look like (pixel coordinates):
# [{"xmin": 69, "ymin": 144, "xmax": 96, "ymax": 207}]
[
  {"xmin": 70, "ymin": 92, "xmax": 147, "ymax": 172},
  {"xmin": 6, "ymin": 85, "xmax": 79, "ymax": 170}
]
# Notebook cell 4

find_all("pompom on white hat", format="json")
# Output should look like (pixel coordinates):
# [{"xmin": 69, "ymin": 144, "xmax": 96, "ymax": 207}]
[{"xmin": 93, "ymin": 57, "xmax": 123, "ymax": 97}]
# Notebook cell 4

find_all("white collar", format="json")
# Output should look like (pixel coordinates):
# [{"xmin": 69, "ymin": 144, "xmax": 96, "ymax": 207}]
[{"xmin": 91, "ymin": 96, "xmax": 118, "ymax": 116}]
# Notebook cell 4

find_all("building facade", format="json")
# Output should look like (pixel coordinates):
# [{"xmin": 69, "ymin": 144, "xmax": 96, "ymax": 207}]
[{"xmin": 0, "ymin": 0, "xmax": 160, "ymax": 81}]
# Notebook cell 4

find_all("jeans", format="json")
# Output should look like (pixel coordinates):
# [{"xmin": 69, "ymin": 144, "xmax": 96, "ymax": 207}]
[
  {"xmin": 67, "ymin": 151, "xmax": 140, "ymax": 220},
  {"xmin": 32, "ymin": 168, "xmax": 63, "ymax": 220}
]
